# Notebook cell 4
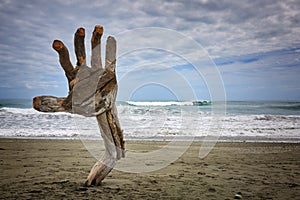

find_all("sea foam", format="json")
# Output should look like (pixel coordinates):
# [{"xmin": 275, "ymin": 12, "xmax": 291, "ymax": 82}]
[{"xmin": 0, "ymin": 101, "xmax": 300, "ymax": 142}]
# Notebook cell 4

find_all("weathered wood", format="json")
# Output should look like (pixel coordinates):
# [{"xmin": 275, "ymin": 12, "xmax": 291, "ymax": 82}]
[
  {"xmin": 74, "ymin": 27, "xmax": 86, "ymax": 67},
  {"xmin": 91, "ymin": 25, "xmax": 103, "ymax": 69},
  {"xmin": 85, "ymin": 36, "xmax": 124, "ymax": 186},
  {"xmin": 52, "ymin": 40, "xmax": 76, "ymax": 90},
  {"xmin": 85, "ymin": 149, "xmax": 116, "ymax": 186},
  {"xmin": 33, "ymin": 96, "xmax": 67, "ymax": 112},
  {"xmin": 105, "ymin": 36, "xmax": 117, "ymax": 72},
  {"xmin": 33, "ymin": 26, "xmax": 125, "ymax": 186}
]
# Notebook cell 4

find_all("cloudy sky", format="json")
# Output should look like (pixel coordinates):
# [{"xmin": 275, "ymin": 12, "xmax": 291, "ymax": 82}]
[{"xmin": 0, "ymin": 0, "xmax": 299, "ymax": 101}]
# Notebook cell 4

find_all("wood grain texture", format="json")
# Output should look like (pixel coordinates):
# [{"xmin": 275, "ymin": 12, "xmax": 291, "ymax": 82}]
[{"xmin": 33, "ymin": 26, "xmax": 125, "ymax": 186}]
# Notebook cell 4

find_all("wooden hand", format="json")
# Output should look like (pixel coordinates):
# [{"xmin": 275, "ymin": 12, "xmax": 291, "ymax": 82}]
[{"xmin": 32, "ymin": 26, "xmax": 125, "ymax": 186}]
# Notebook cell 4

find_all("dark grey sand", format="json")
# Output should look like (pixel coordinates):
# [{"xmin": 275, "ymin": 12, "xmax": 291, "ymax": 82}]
[{"xmin": 1, "ymin": 139, "xmax": 299, "ymax": 199}]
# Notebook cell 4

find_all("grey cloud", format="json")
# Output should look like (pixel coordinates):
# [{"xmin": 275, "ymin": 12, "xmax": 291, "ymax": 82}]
[{"xmin": 0, "ymin": 0, "xmax": 299, "ymax": 99}]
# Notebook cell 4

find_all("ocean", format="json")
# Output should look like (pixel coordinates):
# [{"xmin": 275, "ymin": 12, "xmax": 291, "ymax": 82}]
[{"xmin": 0, "ymin": 99, "xmax": 300, "ymax": 142}]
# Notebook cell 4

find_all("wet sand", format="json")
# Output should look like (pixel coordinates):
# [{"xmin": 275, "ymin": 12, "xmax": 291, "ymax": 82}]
[{"xmin": 0, "ymin": 138, "xmax": 299, "ymax": 199}]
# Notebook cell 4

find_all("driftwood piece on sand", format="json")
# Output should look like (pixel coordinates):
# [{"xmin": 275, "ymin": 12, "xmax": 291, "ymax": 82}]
[{"xmin": 33, "ymin": 26, "xmax": 125, "ymax": 186}]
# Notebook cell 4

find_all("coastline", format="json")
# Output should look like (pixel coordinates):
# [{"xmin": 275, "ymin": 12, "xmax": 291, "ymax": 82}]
[
  {"xmin": 1, "ymin": 135, "xmax": 300, "ymax": 143},
  {"xmin": 1, "ymin": 138, "xmax": 299, "ymax": 199}
]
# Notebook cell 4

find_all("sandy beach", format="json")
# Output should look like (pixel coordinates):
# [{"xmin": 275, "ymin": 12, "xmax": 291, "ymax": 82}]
[{"xmin": 0, "ymin": 138, "xmax": 299, "ymax": 199}]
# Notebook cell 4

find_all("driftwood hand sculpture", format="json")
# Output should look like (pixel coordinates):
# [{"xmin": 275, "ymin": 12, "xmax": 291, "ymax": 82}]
[{"xmin": 33, "ymin": 25, "xmax": 125, "ymax": 186}]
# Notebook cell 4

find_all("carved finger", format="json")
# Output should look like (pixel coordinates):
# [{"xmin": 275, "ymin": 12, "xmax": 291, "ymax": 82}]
[
  {"xmin": 105, "ymin": 36, "xmax": 116, "ymax": 72},
  {"xmin": 33, "ymin": 96, "xmax": 69, "ymax": 112},
  {"xmin": 52, "ymin": 40, "xmax": 76, "ymax": 89},
  {"xmin": 91, "ymin": 25, "xmax": 103, "ymax": 69},
  {"xmin": 74, "ymin": 27, "xmax": 86, "ymax": 67}
]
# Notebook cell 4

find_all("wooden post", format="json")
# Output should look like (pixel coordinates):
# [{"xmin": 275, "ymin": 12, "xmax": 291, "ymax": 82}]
[{"xmin": 33, "ymin": 26, "xmax": 125, "ymax": 186}]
